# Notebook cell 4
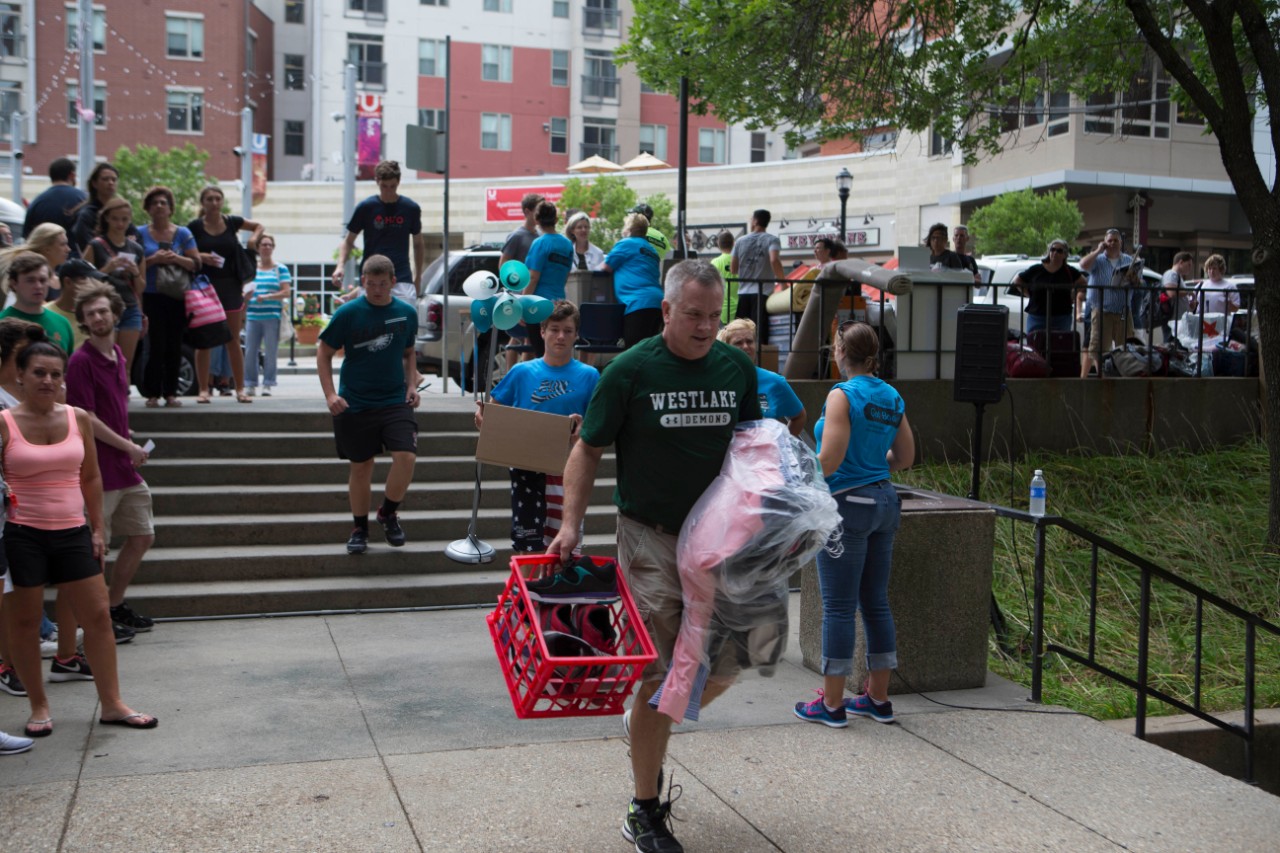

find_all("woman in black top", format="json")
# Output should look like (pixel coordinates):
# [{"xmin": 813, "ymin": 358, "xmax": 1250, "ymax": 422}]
[
  {"xmin": 70, "ymin": 163, "xmax": 136, "ymax": 255},
  {"xmin": 187, "ymin": 186, "xmax": 264, "ymax": 404}
]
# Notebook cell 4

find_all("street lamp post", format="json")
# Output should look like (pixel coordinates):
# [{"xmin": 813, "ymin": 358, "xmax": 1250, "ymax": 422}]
[{"xmin": 836, "ymin": 167, "xmax": 853, "ymax": 243}]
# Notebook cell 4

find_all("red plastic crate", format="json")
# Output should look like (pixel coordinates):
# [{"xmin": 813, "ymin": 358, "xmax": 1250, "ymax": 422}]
[{"xmin": 487, "ymin": 554, "xmax": 657, "ymax": 719}]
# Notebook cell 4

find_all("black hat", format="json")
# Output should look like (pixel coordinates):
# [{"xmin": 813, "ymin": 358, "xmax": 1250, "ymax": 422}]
[
  {"xmin": 630, "ymin": 203, "xmax": 654, "ymax": 220},
  {"xmin": 57, "ymin": 258, "xmax": 108, "ymax": 281}
]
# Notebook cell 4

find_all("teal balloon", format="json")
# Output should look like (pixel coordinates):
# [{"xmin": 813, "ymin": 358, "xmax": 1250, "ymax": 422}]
[
  {"xmin": 492, "ymin": 293, "xmax": 522, "ymax": 331},
  {"xmin": 519, "ymin": 295, "xmax": 554, "ymax": 324},
  {"xmin": 499, "ymin": 260, "xmax": 531, "ymax": 292},
  {"xmin": 470, "ymin": 297, "xmax": 496, "ymax": 333}
]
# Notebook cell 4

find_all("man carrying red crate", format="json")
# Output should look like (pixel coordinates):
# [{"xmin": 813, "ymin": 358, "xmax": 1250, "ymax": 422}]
[{"xmin": 548, "ymin": 259, "xmax": 761, "ymax": 853}]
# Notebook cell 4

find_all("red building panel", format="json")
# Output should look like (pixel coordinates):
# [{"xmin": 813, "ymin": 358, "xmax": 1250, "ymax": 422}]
[{"xmin": 639, "ymin": 92, "xmax": 729, "ymax": 167}]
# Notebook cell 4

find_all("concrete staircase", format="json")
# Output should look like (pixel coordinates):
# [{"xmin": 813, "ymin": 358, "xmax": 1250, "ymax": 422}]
[{"xmin": 122, "ymin": 406, "xmax": 619, "ymax": 617}]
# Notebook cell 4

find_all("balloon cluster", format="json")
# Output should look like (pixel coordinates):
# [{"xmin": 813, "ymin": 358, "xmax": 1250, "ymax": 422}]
[{"xmin": 462, "ymin": 261, "xmax": 553, "ymax": 333}]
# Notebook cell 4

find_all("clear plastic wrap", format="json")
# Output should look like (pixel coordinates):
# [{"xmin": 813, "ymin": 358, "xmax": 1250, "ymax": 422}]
[{"xmin": 651, "ymin": 419, "xmax": 841, "ymax": 723}]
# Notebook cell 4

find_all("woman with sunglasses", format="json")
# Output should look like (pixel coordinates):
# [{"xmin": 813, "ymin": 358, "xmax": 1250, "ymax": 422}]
[
  {"xmin": 794, "ymin": 321, "xmax": 913, "ymax": 728},
  {"xmin": 1010, "ymin": 240, "xmax": 1086, "ymax": 334}
]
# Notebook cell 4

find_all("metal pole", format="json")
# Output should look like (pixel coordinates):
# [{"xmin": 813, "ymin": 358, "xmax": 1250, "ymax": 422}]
[
  {"xmin": 676, "ymin": 76, "xmax": 688, "ymax": 258},
  {"xmin": 441, "ymin": 36, "xmax": 451, "ymax": 394},
  {"xmin": 11, "ymin": 113, "xmax": 22, "ymax": 209},
  {"xmin": 1030, "ymin": 521, "xmax": 1047, "ymax": 703},
  {"xmin": 342, "ymin": 63, "xmax": 357, "ymax": 290},
  {"xmin": 76, "ymin": 0, "xmax": 95, "ymax": 171},
  {"xmin": 240, "ymin": 108, "xmax": 253, "ymax": 220},
  {"xmin": 839, "ymin": 192, "xmax": 848, "ymax": 245}
]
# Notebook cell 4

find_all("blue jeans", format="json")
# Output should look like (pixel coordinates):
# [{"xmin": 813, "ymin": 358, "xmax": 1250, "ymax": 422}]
[
  {"xmin": 210, "ymin": 345, "xmax": 232, "ymax": 381},
  {"xmin": 815, "ymin": 480, "xmax": 901, "ymax": 675},
  {"xmin": 1026, "ymin": 312, "xmax": 1074, "ymax": 333},
  {"xmin": 244, "ymin": 318, "xmax": 281, "ymax": 388}
]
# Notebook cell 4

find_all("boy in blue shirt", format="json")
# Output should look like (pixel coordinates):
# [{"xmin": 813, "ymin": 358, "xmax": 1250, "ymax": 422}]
[{"xmin": 475, "ymin": 301, "xmax": 599, "ymax": 551}]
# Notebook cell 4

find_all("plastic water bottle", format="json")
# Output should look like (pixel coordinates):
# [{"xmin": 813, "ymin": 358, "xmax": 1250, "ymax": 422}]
[{"xmin": 1029, "ymin": 470, "xmax": 1046, "ymax": 517}]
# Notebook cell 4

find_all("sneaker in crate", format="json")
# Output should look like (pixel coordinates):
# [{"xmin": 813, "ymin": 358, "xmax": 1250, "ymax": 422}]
[{"xmin": 526, "ymin": 557, "xmax": 619, "ymax": 605}]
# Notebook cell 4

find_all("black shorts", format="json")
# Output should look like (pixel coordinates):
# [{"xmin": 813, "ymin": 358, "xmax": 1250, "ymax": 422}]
[
  {"xmin": 333, "ymin": 403, "xmax": 418, "ymax": 462},
  {"xmin": 4, "ymin": 523, "xmax": 102, "ymax": 588},
  {"xmin": 623, "ymin": 308, "xmax": 664, "ymax": 349}
]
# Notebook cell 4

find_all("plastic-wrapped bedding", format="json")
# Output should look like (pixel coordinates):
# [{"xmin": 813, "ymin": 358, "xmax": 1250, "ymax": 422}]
[{"xmin": 650, "ymin": 418, "xmax": 841, "ymax": 723}]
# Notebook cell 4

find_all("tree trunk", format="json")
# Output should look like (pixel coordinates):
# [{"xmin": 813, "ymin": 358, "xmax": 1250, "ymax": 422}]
[{"xmin": 1252, "ymin": 241, "xmax": 1280, "ymax": 552}]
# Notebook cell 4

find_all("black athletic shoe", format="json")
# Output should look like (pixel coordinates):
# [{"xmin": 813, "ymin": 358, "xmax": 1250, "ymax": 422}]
[
  {"xmin": 0, "ymin": 664, "xmax": 26, "ymax": 697},
  {"xmin": 622, "ymin": 794, "xmax": 683, "ymax": 853},
  {"xmin": 376, "ymin": 508, "xmax": 406, "ymax": 547},
  {"xmin": 49, "ymin": 653, "xmax": 94, "ymax": 682},
  {"xmin": 347, "ymin": 527, "xmax": 369, "ymax": 555},
  {"xmin": 526, "ymin": 557, "xmax": 619, "ymax": 604},
  {"xmin": 113, "ymin": 623, "xmax": 136, "ymax": 644},
  {"xmin": 110, "ymin": 602, "xmax": 154, "ymax": 633}
]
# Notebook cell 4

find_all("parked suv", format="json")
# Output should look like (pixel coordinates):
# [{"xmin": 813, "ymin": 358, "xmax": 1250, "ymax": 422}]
[{"xmin": 415, "ymin": 244, "xmax": 510, "ymax": 388}]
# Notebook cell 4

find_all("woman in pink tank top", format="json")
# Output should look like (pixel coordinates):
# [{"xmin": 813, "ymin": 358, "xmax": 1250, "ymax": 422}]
[{"xmin": 0, "ymin": 342, "xmax": 156, "ymax": 736}]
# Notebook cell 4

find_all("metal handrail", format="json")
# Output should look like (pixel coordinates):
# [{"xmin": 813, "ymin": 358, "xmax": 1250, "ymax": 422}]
[{"xmin": 991, "ymin": 505, "xmax": 1279, "ymax": 785}]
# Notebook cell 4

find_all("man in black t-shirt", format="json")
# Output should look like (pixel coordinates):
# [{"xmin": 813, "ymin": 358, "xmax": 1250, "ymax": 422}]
[
  {"xmin": 24, "ymin": 158, "xmax": 86, "ymax": 250},
  {"xmin": 333, "ymin": 160, "xmax": 426, "ymax": 305},
  {"xmin": 1011, "ymin": 239, "xmax": 1086, "ymax": 333}
]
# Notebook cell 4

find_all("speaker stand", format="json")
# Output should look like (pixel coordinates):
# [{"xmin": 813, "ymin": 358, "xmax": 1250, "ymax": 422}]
[{"xmin": 968, "ymin": 401, "xmax": 1017, "ymax": 656}]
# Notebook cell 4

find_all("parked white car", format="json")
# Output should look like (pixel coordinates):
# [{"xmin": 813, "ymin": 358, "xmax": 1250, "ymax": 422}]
[{"xmin": 415, "ymin": 244, "xmax": 507, "ymax": 388}]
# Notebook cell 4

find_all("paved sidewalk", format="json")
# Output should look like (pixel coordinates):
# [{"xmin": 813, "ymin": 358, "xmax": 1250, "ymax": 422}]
[{"xmin": 3, "ymin": 597, "xmax": 1277, "ymax": 852}]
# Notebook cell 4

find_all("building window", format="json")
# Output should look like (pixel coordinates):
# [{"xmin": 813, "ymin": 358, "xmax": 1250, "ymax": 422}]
[
  {"xmin": 481, "ymin": 113, "xmax": 511, "ymax": 150},
  {"xmin": 348, "ymin": 34, "xmax": 385, "ymax": 88},
  {"xmin": 1046, "ymin": 91, "xmax": 1070, "ymax": 137},
  {"xmin": 582, "ymin": 49, "xmax": 618, "ymax": 103},
  {"xmin": 66, "ymin": 4, "xmax": 106, "ymax": 52},
  {"xmin": 550, "ymin": 117, "xmax": 567, "ymax": 154},
  {"xmin": 67, "ymin": 83, "xmax": 107, "ymax": 127},
  {"xmin": 1083, "ymin": 55, "xmax": 1170, "ymax": 139},
  {"xmin": 929, "ymin": 126, "xmax": 953, "ymax": 157},
  {"xmin": 418, "ymin": 108, "xmax": 446, "ymax": 130},
  {"xmin": 862, "ymin": 129, "xmax": 897, "ymax": 151},
  {"xmin": 284, "ymin": 0, "xmax": 305, "ymax": 23},
  {"xmin": 420, "ymin": 0, "xmax": 448, "ymax": 4},
  {"xmin": 992, "ymin": 87, "xmax": 1070, "ymax": 138},
  {"xmin": 750, "ymin": 132, "xmax": 767, "ymax": 163},
  {"xmin": 551, "ymin": 50, "xmax": 569, "ymax": 87},
  {"xmin": 0, "ymin": 81, "xmax": 18, "ymax": 141},
  {"xmin": 582, "ymin": 118, "xmax": 617, "ymax": 161},
  {"xmin": 167, "ymin": 89, "xmax": 204, "ymax": 134},
  {"xmin": 482, "ymin": 45, "xmax": 512, "ymax": 82},
  {"xmin": 698, "ymin": 128, "xmax": 726, "ymax": 164},
  {"xmin": 553, "ymin": 0, "xmax": 568, "ymax": 17},
  {"xmin": 584, "ymin": 0, "xmax": 620, "ymax": 31},
  {"xmin": 483, "ymin": 0, "xmax": 512, "ymax": 11},
  {"xmin": 166, "ymin": 15, "xmax": 204, "ymax": 60},
  {"xmin": 284, "ymin": 54, "xmax": 305, "ymax": 90},
  {"xmin": 0, "ymin": 3, "xmax": 22, "ymax": 59},
  {"xmin": 640, "ymin": 80, "xmax": 657, "ymax": 95},
  {"xmin": 419, "ymin": 39, "xmax": 443, "ymax": 76},
  {"xmin": 348, "ymin": 0, "xmax": 386, "ymax": 15},
  {"xmin": 639, "ymin": 124, "xmax": 666, "ymax": 161},
  {"xmin": 284, "ymin": 120, "xmax": 305, "ymax": 156}
]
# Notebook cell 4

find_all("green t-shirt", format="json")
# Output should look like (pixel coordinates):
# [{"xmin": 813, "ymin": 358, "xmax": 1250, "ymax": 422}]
[
  {"xmin": 645, "ymin": 229, "xmax": 671, "ymax": 257},
  {"xmin": 711, "ymin": 252, "xmax": 737, "ymax": 324},
  {"xmin": 579, "ymin": 335, "xmax": 761, "ymax": 531},
  {"xmin": 319, "ymin": 296, "xmax": 418, "ymax": 413},
  {"xmin": 0, "ymin": 305, "xmax": 76, "ymax": 355}
]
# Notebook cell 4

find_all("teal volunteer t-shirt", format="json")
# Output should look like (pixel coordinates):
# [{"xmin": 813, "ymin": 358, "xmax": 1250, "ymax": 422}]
[{"xmin": 319, "ymin": 296, "xmax": 418, "ymax": 412}]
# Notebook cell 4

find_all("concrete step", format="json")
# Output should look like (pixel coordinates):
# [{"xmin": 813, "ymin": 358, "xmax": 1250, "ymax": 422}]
[
  {"xmin": 148, "ymin": 479, "xmax": 619, "ymax": 515},
  {"xmin": 130, "ymin": 407, "xmax": 477, "ymax": 434},
  {"xmin": 142, "ymin": 455, "xmax": 617, "ymax": 486},
  {"xmin": 146, "ymin": 506, "xmax": 618, "ymax": 549},
  {"xmin": 122, "ymin": 536, "xmax": 622, "ymax": 617},
  {"xmin": 146, "ymin": 431, "xmax": 483, "ymax": 459}
]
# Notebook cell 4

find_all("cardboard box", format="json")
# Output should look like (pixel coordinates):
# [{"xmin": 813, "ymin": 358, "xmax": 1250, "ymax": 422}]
[
  {"xmin": 759, "ymin": 344, "xmax": 779, "ymax": 373},
  {"xmin": 475, "ymin": 403, "xmax": 574, "ymax": 475}
]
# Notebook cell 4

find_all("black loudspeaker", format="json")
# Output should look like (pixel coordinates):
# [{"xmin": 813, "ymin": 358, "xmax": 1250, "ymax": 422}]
[{"xmin": 954, "ymin": 304, "xmax": 1009, "ymax": 404}]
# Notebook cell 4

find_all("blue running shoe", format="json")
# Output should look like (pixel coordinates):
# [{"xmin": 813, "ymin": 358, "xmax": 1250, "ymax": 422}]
[
  {"xmin": 793, "ymin": 693, "xmax": 847, "ymax": 728},
  {"xmin": 845, "ymin": 693, "xmax": 895, "ymax": 724},
  {"xmin": 526, "ymin": 557, "xmax": 619, "ymax": 604}
]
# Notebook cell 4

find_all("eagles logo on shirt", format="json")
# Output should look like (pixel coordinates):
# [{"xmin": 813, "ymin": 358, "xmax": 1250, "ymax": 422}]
[{"xmin": 355, "ymin": 332, "xmax": 395, "ymax": 352}]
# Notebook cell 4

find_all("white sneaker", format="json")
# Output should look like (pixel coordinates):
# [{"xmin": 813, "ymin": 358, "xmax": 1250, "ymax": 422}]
[
  {"xmin": 245, "ymin": 387, "xmax": 257, "ymax": 397},
  {"xmin": 0, "ymin": 730, "xmax": 34, "ymax": 755},
  {"xmin": 262, "ymin": 388, "xmax": 272, "ymax": 397}
]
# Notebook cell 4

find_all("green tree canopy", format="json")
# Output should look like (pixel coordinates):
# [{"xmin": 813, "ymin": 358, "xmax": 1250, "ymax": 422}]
[
  {"xmin": 557, "ymin": 175, "xmax": 673, "ymax": 252},
  {"xmin": 966, "ymin": 189, "xmax": 1084, "ymax": 257},
  {"xmin": 113, "ymin": 143, "xmax": 212, "ymax": 226}
]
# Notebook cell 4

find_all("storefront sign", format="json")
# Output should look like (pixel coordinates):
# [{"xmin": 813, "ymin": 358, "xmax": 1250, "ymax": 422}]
[
  {"xmin": 485, "ymin": 186, "xmax": 564, "ymax": 222},
  {"xmin": 784, "ymin": 228, "xmax": 881, "ymax": 250}
]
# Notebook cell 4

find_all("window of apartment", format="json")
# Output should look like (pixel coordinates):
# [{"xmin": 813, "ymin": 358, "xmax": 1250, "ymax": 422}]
[
  {"xmin": 67, "ymin": 83, "xmax": 106, "ymax": 127},
  {"xmin": 0, "ymin": 81, "xmax": 18, "ymax": 141},
  {"xmin": 750, "ymin": 131, "xmax": 767, "ymax": 163},
  {"xmin": 284, "ymin": 54, "xmax": 305, "ymax": 90},
  {"xmin": 481, "ymin": 113, "xmax": 512, "ymax": 150},
  {"xmin": 698, "ymin": 128, "xmax": 726, "ymax": 164},
  {"xmin": 1046, "ymin": 91, "xmax": 1070, "ymax": 137},
  {"xmin": 284, "ymin": 0, "xmax": 305, "ymax": 24},
  {"xmin": 348, "ymin": 34, "xmax": 385, "ymax": 88},
  {"xmin": 484, "ymin": 0, "xmax": 512, "ymax": 11},
  {"xmin": 990, "ymin": 81, "xmax": 1070, "ymax": 138},
  {"xmin": 1084, "ymin": 55, "xmax": 1170, "ymax": 139},
  {"xmin": 929, "ymin": 126, "xmax": 953, "ymax": 157},
  {"xmin": 551, "ymin": 50, "xmax": 569, "ymax": 87},
  {"xmin": 582, "ymin": 49, "xmax": 618, "ymax": 103},
  {"xmin": 584, "ymin": 0, "xmax": 620, "ymax": 31},
  {"xmin": 420, "ymin": 0, "xmax": 448, "ymax": 5},
  {"xmin": 862, "ymin": 129, "xmax": 897, "ymax": 151},
  {"xmin": 553, "ymin": 0, "xmax": 568, "ymax": 17},
  {"xmin": 482, "ymin": 45, "xmax": 512, "ymax": 82},
  {"xmin": 166, "ymin": 14, "xmax": 204, "ymax": 60},
  {"xmin": 284, "ymin": 120, "xmax": 305, "ymax": 156},
  {"xmin": 639, "ymin": 124, "xmax": 666, "ymax": 161},
  {"xmin": 1, "ymin": 3, "xmax": 22, "ymax": 59},
  {"xmin": 582, "ymin": 117, "xmax": 617, "ymax": 160},
  {"xmin": 167, "ymin": 89, "xmax": 204, "ymax": 134},
  {"xmin": 65, "ymin": 4, "xmax": 106, "ymax": 52},
  {"xmin": 418, "ymin": 108, "xmax": 446, "ymax": 131},
  {"xmin": 348, "ymin": 0, "xmax": 386, "ymax": 15},
  {"xmin": 550, "ymin": 117, "xmax": 567, "ymax": 154},
  {"xmin": 418, "ymin": 39, "xmax": 443, "ymax": 76}
]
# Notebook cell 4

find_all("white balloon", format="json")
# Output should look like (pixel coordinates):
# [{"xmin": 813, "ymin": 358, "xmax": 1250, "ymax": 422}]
[{"xmin": 462, "ymin": 270, "xmax": 501, "ymax": 300}]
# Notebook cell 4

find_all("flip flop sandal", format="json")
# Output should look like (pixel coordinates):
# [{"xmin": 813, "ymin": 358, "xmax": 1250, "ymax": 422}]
[
  {"xmin": 25, "ymin": 718, "xmax": 52, "ymax": 737},
  {"xmin": 196, "ymin": 394, "xmax": 212, "ymax": 404},
  {"xmin": 145, "ymin": 399, "xmax": 160, "ymax": 408},
  {"xmin": 98, "ymin": 713, "xmax": 158, "ymax": 729}
]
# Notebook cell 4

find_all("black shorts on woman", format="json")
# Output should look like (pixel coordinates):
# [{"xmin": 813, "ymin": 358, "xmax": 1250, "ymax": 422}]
[{"xmin": 4, "ymin": 522, "xmax": 100, "ymax": 587}]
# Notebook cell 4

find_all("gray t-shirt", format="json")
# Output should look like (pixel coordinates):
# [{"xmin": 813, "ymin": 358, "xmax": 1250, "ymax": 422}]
[
  {"xmin": 731, "ymin": 230, "xmax": 781, "ymax": 295},
  {"xmin": 502, "ymin": 227, "xmax": 537, "ymax": 263}
]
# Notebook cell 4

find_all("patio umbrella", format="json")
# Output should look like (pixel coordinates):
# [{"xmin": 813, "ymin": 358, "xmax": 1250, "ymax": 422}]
[
  {"xmin": 568, "ymin": 154, "xmax": 623, "ymax": 173},
  {"xmin": 620, "ymin": 152, "xmax": 671, "ymax": 171}
]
